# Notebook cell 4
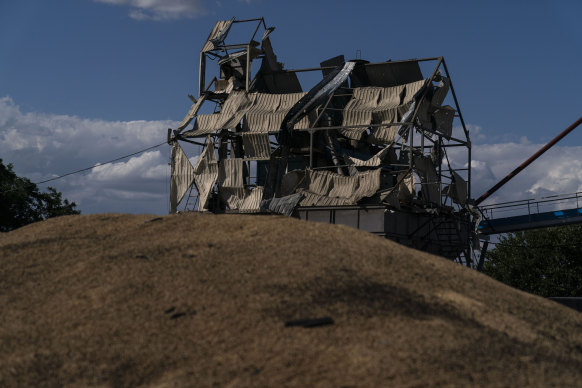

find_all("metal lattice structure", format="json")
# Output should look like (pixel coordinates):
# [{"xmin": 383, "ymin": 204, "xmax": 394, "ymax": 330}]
[{"xmin": 168, "ymin": 17, "xmax": 477, "ymax": 265}]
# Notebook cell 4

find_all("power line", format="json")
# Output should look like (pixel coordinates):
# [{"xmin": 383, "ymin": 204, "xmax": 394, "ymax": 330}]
[
  {"xmin": 1, "ymin": 141, "xmax": 168, "ymax": 195},
  {"xmin": 34, "ymin": 141, "xmax": 167, "ymax": 185}
]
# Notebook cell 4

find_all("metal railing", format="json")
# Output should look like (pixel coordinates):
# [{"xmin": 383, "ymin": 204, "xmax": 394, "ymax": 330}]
[{"xmin": 479, "ymin": 191, "xmax": 582, "ymax": 220}]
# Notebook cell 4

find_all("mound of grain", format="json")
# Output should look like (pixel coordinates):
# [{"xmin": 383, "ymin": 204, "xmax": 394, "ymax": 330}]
[{"xmin": 1, "ymin": 213, "xmax": 581, "ymax": 387}]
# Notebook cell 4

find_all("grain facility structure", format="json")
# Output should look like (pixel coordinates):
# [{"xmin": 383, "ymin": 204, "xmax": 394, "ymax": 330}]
[{"xmin": 168, "ymin": 18, "xmax": 476, "ymax": 265}]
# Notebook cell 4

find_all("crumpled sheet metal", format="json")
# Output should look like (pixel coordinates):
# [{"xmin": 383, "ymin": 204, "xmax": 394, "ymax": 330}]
[
  {"xmin": 343, "ymin": 146, "xmax": 391, "ymax": 167},
  {"xmin": 397, "ymin": 171, "xmax": 415, "ymax": 202},
  {"xmin": 416, "ymin": 77, "xmax": 456, "ymax": 139},
  {"xmin": 176, "ymin": 94, "xmax": 207, "ymax": 132},
  {"xmin": 193, "ymin": 139, "xmax": 219, "ymax": 211},
  {"xmin": 261, "ymin": 192, "xmax": 303, "ymax": 216},
  {"xmin": 185, "ymin": 92, "xmax": 314, "ymax": 137},
  {"xmin": 280, "ymin": 169, "xmax": 306, "ymax": 196},
  {"xmin": 243, "ymin": 92, "xmax": 312, "ymax": 133},
  {"xmin": 170, "ymin": 141, "xmax": 197, "ymax": 213},
  {"xmin": 433, "ymin": 105, "xmax": 455, "ymax": 139},
  {"xmin": 221, "ymin": 186, "xmax": 264, "ymax": 212},
  {"xmin": 299, "ymin": 168, "xmax": 381, "ymax": 206},
  {"xmin": 340, "ymin": 80, "xmax": 425, "ymax": 142},
  {"xmin": 414, "ymin": 155, "xmax": 440, "ymax": 205},
  {"xmin": 202, "ymin": 19, "xmax": 234, "ymax": 52},
  {"xmin": 448, "ymin": 170, "xmax": 467, "ymax": 205},
  {"xmin": 218, "ymin": 158, "xmax": 245, "ymax": 189},
  {"xmin": 241, "ymin": 133, "xmax": 271, "ymax": 160},
  {"xmin": 191, "ymin": 91, "xmax": 254, "ymax": 135}
]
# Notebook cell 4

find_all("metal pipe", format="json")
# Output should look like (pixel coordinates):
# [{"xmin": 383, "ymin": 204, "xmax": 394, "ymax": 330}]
[
  {"xmin": 245, "ymin": 44, "xmax": 250, "ymax": 91},
  {"xmin": 475, "ymin": 116, "xmax": 582, "ymax": 205}
]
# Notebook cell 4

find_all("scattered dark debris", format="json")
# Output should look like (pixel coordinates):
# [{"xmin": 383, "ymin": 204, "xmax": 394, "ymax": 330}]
[
  {"xmin": 285, "ymin": 317, "xmax": 334, "ymax": 328},
  {"xmin": 165, "ymin": 307, "xmax": 197, "ymax": 320},
  {"xmin": 207, "ymin": 242, "xmax": 214, "ymax": 248},
  {"xmin": 135, "ymin": 254, "xmax": 152, "ymax": 261},
  {"xmin": 170, "ymin": 312, "xmax": 187, "ymax": 320}
]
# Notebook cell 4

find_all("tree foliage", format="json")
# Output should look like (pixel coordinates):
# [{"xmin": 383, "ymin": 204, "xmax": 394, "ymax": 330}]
[
  {"xmin": 0, "ymin": 159, "xmax": 80, "ymax": 232},
  {"xmin": 482, "ymin": 225, "xmax": 582, "ymax": 297}
]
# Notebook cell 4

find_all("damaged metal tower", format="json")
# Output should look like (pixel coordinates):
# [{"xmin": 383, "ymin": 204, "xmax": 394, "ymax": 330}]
[{"xmin": 168, "ymin": 17, "xmax": 476, "ymax": 265}]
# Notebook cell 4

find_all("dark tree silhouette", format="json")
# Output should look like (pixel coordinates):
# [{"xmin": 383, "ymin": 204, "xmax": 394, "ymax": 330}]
[{"xmin": 0, "ymin": 159, "xmax": 80, "ymax": 232}]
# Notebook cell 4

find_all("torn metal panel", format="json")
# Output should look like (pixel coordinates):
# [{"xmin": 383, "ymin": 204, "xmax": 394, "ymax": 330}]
[
  {"xmin": 304, "ymin": 168, "xmax": 381, "ymax": 204},
  {"xmin": 380, "ymin": 188, "xmax": 401, "ymax": 209},
  {"xmin": 254, "ymin": 72, "xmax": 303, "ymax": 94},
  {"xmin": 186, "ymin": 91, "xmax": 254, "ymax": 136},
  {"xmin": 414, "ymin": 155, "xmax": 440, "ymax": 205},
  {"xmin": 369, "ymin": 125, "xmax": 398, "ymax": 145},
  {"xmin": 344, "ymin": 146, "xmax": 391, "ymax": 167},
  {"xmin": 170, "ymin": 141, "xmax": 197, "ymax": 213},
  {"xmin": 261, "ymin": 192, "xmax": 303, "ymax": 216},
  {"xmin": 239, "ymin": 186, "xmax": 264, "ymax": 212},
  {"xmin": 280, "ymin": 169, "xmax": 306, "ymax": 196},
  {"xmin": 431, "ymin": 76, "xmax": 450, "ymax": 107},
  {"xmin": 284, "ymin": 61, "xmax": 356, "ymax": 131},
  {"xmin": 349, "ymin": 61, "xmax": 424, "ymax": 87},
  {"xmin": 176, "ymin": 94, "xmax": 207, "ymax": 132},
  {"xmin": 241, "ymin": 133, "xmax": 271, "ymax": 160},
  {"xmin": 433, "ymin": 105, "xmax": 456, "ymax": 139},
  {"xmin": 340, "ymin": 81, "xmax": 422, "ymax": 142},
  {"xmin": 202, "ymin": 19, "xmax": 234, "ymax": 52},
  {"xmin": 242, "ymin": 92, "xmax": 309, "ymax": 133},
  {"xmin": 193, "ymin": 139, "xmax": 219, "ymax": 211},
  {"xmin": 397, "ymin": 171, "xmax": 415, "ymax": 202},
  {"xmin": 220, "ymin": 187, "xmax": 245, "ymax": 209},
  {"xmin": 186, "ymin": 113, "xmax": 221, "ymax": 136},
  {"xmin": 448, "ymin": 170, "xmax": 467, "ymax": 205},
  {"xmin": 218, "ymin": 158, "xmax": 245, "ymax": 189}
]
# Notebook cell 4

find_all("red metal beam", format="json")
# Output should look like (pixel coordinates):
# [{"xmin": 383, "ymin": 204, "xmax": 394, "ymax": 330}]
[{"xmin": 475, "ymin": 116, "xmax": 582, "ymax": 206}]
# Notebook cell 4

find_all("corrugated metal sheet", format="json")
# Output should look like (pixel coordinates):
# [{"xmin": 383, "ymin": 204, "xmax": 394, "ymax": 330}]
[
  {"xmin": 202, "ymin": 19, "xmax": 233, "ymax": 52},
  {"xmin": 189, "ymin": 113, "xmax": 221, "ymax": 136},
  {"xmin": 220, "ymin": 187, "xmax": 245, "ymax": 209},
  {"xmin": 344, "ymin": 147, "xmax": 391, "ymax": 167},
  {"xmin": 218, "ymin": 158, "xmax": 245, "ymax": 189},
  {"xmin": 243, "ymin": 92, "xmax": 309, "ymax": 133},
  {"xmin": 241, "ymin": 133, "xmax": 271, "ymax": 160},
  {"xmin": 177, "ymin": 94, "xmax": 207, "ymax": 131},
  {"xmin": 170, "ymin": 142, "xmax": 197, "ymax": 213},
  {"xmin": 340, "ymin": 80, "xmax": 425, "ymax": 142},
  {"xmin": 303, "ymin": 168, "xmax": 381, "ymax": 204},
  {"xmin": 193, "ymin": 139, "xmax": 218, "ymax": 211},
  {"xmin": 239, "ymin": 186, "xmax": 264, "ymax": 213}
]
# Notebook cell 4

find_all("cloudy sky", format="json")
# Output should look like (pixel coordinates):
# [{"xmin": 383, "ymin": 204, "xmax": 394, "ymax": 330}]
[{"xmin": 1, "ymin": 0, "xmax": 582, "ymax": 215}]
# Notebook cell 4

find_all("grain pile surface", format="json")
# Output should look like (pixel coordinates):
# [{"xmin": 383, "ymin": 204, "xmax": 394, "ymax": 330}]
[{"xmin": 1, "ymin": 213, "xmax": 581, "ymax": 387}]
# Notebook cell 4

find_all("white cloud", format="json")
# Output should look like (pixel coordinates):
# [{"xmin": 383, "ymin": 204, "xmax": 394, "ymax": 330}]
[
  {"xmin": 0, "ymin": 96, "xmax": 175, "ymax": 214},
  {"xmin": 447, "ymin": 137, "xmax": 582, "ymax": 206},
  {"xmin": 94, "ymin": 0, "xmax": 206, "ymax": 21}
]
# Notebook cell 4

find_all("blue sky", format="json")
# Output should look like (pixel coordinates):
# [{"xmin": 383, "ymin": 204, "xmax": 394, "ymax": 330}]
[{"xmin": 1, "ymin": 0, "xmax": 582, "ymax": 214}]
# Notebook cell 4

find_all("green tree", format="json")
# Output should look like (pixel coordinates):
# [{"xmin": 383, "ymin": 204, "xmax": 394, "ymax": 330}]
[
  {"xmin": 482, "ymin": 225, "xmax": 582, "ymax": 297},
  {"xmin": 0, "ymin": 159, "xmax": 80, "ymax": 232}
]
